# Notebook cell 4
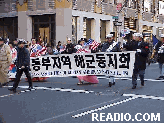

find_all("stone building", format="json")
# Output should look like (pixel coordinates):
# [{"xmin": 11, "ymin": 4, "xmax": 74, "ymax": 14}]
[{"xmin": 0, "ymin": 0, "xmax": 164, "ymax": 47}]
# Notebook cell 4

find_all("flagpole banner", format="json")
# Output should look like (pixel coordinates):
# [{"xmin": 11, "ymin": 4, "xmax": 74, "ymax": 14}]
[{"xmin": 8, "ymin": 51, "xmax": 135, "ymax": 78}]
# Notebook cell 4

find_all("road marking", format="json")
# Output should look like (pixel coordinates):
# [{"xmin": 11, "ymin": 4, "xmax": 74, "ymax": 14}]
[
  {"xmin": 1, "ymin": 86, "xmax": 94, "ymax": 98},
  {"xmin": 123, "ymin": 94, "xmax": 164, "ymax": 100},
  {"xmin": 36, "ymin": 98, "xmax": 120, "ymax": 123},
  {"xmin": 97, "ymin": 77, "xmax": 164, "ymax": 82},
  {"xmin": 71, "ymin": 97, "xmax": 138, "ymax": 118}
]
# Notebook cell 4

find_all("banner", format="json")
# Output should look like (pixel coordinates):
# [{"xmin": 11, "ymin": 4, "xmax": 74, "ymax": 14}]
[
  {"xmin": 159, "ymin": 1, "xmax": 164, "ymax": 15},
  {"xmin": 8, "ymin": 51, "xmax": 136, "ymax": 78}
]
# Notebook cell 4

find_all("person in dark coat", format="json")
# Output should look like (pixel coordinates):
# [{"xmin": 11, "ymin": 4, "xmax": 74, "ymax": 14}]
[
  {"xmin": 124, "ymin": 33, "xmax": 150, "ymax": 89},
  {"xmin": 101, "ymin": 34, "xmax": 121, "ymax": 87},
  {"xmin": 151, "ymin": 34, "xmax": 164, "ymax": 79},
  {"xmin": 64, "ymin": 38, "xmax": 76, "ymax": 54},
  {"xmin": 56, "ymin": 41, "xmax": 62, "ymax": 52},
  {"xmin": 101, "ymin": 34, "xmax": 121, "ymax": 52},
  {"xmin": 8, "ymin": 39, "xmax": 33, "ymax": 92}
]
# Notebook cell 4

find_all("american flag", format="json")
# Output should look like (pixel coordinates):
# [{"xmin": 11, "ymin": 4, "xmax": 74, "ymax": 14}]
[
  {"xmin": 90, "ymin": 40, "xmax": 100, "ymax": 50},
  {"xmin": 84, "ymin": 38, "xmax": 93, "ymax": 46},
  {"xmin": 76, "ymin": 48, "xmax": 90, "ymax": 53}
]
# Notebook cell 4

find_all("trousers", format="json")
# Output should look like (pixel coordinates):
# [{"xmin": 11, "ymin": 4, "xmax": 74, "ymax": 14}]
[
  {"xmin": 132, "ymin": 69, "xmax": 145, "ymax": 86},
  {"xmin": 0, "ymin": 62, "xmax": 10, "ymax": 84},
  {"xmin": 159, "ymin": 63, "xmax": 164, "ymax": 76},
  {"xmin": 13, "ymin": 68, "xmax": 32, "ymax": 88}
]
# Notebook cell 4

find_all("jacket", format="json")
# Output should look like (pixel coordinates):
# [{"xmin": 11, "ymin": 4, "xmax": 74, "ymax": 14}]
[
  {"xmin": 15, "ymin": 46, "xmax": 30, "ymax": 68},
  {"xmin": 65, "ymin": 43, "xmax": 76, "ymax": 54},
  {"xmin": 0, "ymin": 44, "xmax": 12, "ymax": 63},
  {"xmin": 124, "ymin": 40, "xmax": 150, "ymax": 70},
  {"xmin": 101, "ymin": 40, "xmax": 121, "ymax": 52},
  {"xmin": 154, "ymin": 41, "xmax": 164, "ymax": 63}
]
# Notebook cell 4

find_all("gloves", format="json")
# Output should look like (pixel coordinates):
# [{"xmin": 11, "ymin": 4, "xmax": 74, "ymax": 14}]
[
  {"xmin": 158, "ymin": 50, "xmax": 163, "ymax": 53},
  {"xmin": 136, "ymin": 49, "xmax": 141, "ymax": 53},
  {"xmin": 123, "ymin": 40, "xmax": 127, "ymax": 44}
]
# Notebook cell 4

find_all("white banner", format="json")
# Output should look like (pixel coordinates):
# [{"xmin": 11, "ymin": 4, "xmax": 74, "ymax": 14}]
[
  {"xmin": 159, "ymin": 1, "xmax": 164, "ymax": 15},
  {"xmin": 8, "ymin": 51, "xmax": 135, "ymax": 78}
]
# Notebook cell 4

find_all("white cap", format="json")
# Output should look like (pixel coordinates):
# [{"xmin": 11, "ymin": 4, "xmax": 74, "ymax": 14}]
[
  {"xmin": 106, "ymin": 34, "xmax": 113, "ymax": 38},
  {"xmin": 133, "ymin": 33, "xmax": 142, "ymax": 37},
  {"xmin": 68, "ymin": 38, "xmax": 71, "ymax": 41},
  {"xmin": 161, "ymin": 34, "xmax": 164, "ymax": 37}
]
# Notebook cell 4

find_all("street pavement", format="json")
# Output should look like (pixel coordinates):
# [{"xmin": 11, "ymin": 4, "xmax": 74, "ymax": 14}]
[{"xmin": 0, "ymin": 63, "xmax": 164, "ymax": 123}]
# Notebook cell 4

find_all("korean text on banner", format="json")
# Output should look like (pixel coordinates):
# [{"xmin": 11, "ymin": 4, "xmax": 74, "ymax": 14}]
[{"xmin": 8, "ymin": 51, "xmax": 135, "ymax": 78}]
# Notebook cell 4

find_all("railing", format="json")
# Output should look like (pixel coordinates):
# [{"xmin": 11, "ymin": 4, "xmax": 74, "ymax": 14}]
[
  {"xmin": 142, "ymin": 12, "xmax": 154, "ymax": 22},
  {"xmin": 102, "ymin": 2, "xmax": 116, "ymax": 16},
  {"xmin": 124, "ymin": 7, "xmax": 138, "ymax": 19},
  {"xmin": 27, "ymin": 0, "xmax": 33, "ymax": 11},
  {"xmin": 158, "ymin": 14, "xmax": 164, "ymax": 24},
  {"xmin": 73, "ymin": 0, "xmax": 94, "ymax": 12},
  {"xmin": 48, "ymin": 0, "xmax": 55, "ymax": 9},
  {"xmin": 11, "ymin": 2, "xmax": 17, "ymax": 12}
]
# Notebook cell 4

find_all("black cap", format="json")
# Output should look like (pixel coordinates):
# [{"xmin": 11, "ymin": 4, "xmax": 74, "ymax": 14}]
[{"xmin": 0, "ymin": 37, "xmax": 4, "ymax": 41}]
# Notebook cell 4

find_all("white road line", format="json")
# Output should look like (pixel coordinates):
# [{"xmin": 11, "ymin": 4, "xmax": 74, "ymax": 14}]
[
  {"xmin": 71, "ymin": 97, "xmax": 138, "ymax": 118},
  {"xmin": 1, "ymin": 86, "xmax": 94, "ymax": 98},
  {"xmin": 123, "ymin": 94, "xmax": 164, "ymax": 100},
  {"xmin": 36, "ymin": 98, "xmax": 120, "ymax": 123},
  {"xmin": 97, "ymin": 77, "xmax": 164, "ymax": 81}
]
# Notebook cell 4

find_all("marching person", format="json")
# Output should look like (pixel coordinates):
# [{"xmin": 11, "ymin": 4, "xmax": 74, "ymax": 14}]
[
  {"xmin": 101, "ymin": 33, "xmax": 121, "ymax": 87},
  {"xmin": 0, "ymin": 37, "xmax": 12, "ymax": 87},
  {"xmin": 151, "ymin": 34, "xmax": 164, "ymax": 79},
  {"xmin": 124, "ymin": 33, "xmax": 150, "ymax": 89},
  {"xmin": 56, "ymin": 41, "xmax": 62, "ymax": 52},
  {"xmin": 8, "ymin": 39, "xmax": 33, "ymax": 92}
]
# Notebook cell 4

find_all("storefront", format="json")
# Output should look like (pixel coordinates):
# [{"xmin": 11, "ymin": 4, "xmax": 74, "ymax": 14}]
[
  {"xmin": 32, "ymin": 14, "xmax": 56, "ymax": 47},
  {"xmin": 0, "ymin": 17, "xmax": 18, "ymax": 41}
]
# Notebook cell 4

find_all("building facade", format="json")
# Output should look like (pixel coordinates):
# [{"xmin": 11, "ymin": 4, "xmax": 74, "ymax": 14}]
[{"xmin": 0, "ymin": 0, "xmax": 164, "ymax": 46}]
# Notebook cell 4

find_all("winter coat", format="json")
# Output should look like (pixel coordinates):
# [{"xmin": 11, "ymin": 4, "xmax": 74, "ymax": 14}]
[
  {"xmin": 124, "ymin": 40, "xmax": 150, "ymax": 70},
  {"xmin": 15, "ymin": 46, "xmax": 30, "ymax": 69},
  {"xmin": 101, "ymin": 40, "xmax": 121, "ymax": 52},
  {"xmin": 154, "ymin": 41, "xmax": 164, "ymax": 63}
]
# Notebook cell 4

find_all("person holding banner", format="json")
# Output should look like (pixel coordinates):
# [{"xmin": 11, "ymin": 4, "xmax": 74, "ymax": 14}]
[
  {"xmin": 151, "ymin": 34, "xmax": 164, "ymax": 79},
  {"xmin": 8, "ymin": 39, "xmax": 33, "ymax": 92},
  {"xmin": 76, "ymin": 39, "xmax": 99, "ymax": 85},
  {"xmin": 101, "ymin": 33, "xmax": 121, "ymax": 87},
  {"xmin": 8, "ymin": 41, "xmax": 17, "ymax": 82},
  {"xmin": 0, "ymin": 37, "xmax": 12, "ymax": 87},
  {"xmin": 124, "ymin": 33, "xmax": 150, "ymax": 89}
]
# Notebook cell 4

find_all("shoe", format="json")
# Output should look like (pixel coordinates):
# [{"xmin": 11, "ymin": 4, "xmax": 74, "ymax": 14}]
[
  {"xmin": 28, "ymin": 86, "xmax": 33, "ymax": 89},
  {"xmin": 2, "ymin": 82, "xmax": 9, "ymax": 86},
  {"xmin": 77, "ymin": 82, "xmax": 84, "ymax": 85},
  {"xmin": 132, "ymin": 85, "xmax": 136, "ymax": 89},
  {"xmin": 141, "ymin": 82, "xmax": 144, "ymax": 86},
  {"xmin": 113, "ymin": 82, "xmax": 115, "ymax": 85},
  {"xmin": 109, "ymin": 82, "xmax": 112, "ymax": 87},
  {"xmin": 8, "ymin": 87, "xmax": 16, "ymax": 92},
  {"xmin": 156, "ymin": 76, "xmax": 164, "ymax": 80}
]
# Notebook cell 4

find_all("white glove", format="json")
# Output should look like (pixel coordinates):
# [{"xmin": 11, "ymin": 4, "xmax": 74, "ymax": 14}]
[
  {"xmin": 158, "ymin": 50, "xmax": 163, "ymax": 53},
  {"xmin": 136, "ymin": 49, "xmax": 141, "ymax": 53},
  {"xmin": 161, "ymin": 45, "xmax": 164, "ymax": 49},
  {"xmin": 123, "ymin": 40, "xmax": 127, "ymax": 44}
]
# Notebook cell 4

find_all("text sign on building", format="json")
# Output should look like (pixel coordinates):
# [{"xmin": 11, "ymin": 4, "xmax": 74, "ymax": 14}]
[
  {"xmin": 112, "ymin": 16, "xmax": 119, "ymax": 19},
  {"xmin": 159, "ymin": 1, "xmax": 164, "ymax": 15},
  {"xmin": 113, "ymin": 21, "xmax": 122, "ymax": 26}
]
